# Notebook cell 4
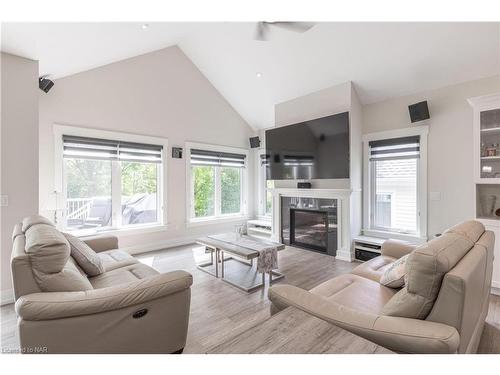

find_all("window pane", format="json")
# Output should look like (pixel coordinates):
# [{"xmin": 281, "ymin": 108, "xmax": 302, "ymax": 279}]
[
  {"xmin": 193, "ymin": 165, "xmax": 215, "ymax": 217},
  {"xmin": 65, "ymin": 158, "xmax": 112, "ymax": 230},
  {"xmin": 121, "ymin": 162, "xmax": 158, "ymax": 225},
  {"xmin": 374, "ymin": 158, "xmax": 417, "ymax": 233},
  {"xmin": 221, "ymin": 167, "xmax": 241, "ymax": 215}
]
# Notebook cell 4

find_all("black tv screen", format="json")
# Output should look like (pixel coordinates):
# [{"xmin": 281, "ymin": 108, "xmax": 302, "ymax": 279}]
[{"xmin": 265, "ymin": 112, "xmax": 350, "ymax": 180}]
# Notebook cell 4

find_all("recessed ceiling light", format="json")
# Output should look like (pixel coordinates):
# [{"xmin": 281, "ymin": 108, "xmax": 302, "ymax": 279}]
[
  {"xmin": 141, "ymin": 23, "xmax": 149, "ymax": 30},
  {"xmin": 256, "ymin": 72, "xmax": 262, "ymax": 78}
]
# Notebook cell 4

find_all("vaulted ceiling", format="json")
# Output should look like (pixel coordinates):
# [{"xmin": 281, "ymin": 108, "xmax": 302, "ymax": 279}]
[{"xmin": 2, "ymin": 22, "xmax": 499, "ymax": 129}]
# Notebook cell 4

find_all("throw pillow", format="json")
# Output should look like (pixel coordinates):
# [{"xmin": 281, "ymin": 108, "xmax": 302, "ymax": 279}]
[
  {"xmin": 63, "ymin": 232, "xmax": 104, "ymax": 276},
  {"xmin": 380, "ymin": 254, "xmax": 409, "ymax": 288}
]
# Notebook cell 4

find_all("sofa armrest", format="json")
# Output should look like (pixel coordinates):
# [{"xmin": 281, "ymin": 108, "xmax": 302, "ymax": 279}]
[
  {"xmin": 83, "ymin": 235, "xmax": 119, "ymax": 253},
  {"xmin": 268, "ymin": 284, "xmax": 459, "ymax": 354},
  {"xmin": 381, "ymin": 239, "xmax": 416, "ymax": 259},
  {"xmin": 16, "ymin": 270, "xmax": 193, "ymax": 321}
]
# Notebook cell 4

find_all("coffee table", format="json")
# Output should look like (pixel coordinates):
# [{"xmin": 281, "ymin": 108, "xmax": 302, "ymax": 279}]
[{"xmin": 196, "ymin": 234, "xmax": 286, "ymax": 292}]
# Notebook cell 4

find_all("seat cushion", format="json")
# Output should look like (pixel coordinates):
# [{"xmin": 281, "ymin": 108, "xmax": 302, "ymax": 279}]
[
  {"xmin": 351, "ymin": 255, "xmax": 396, "ymax": 283},
  {"xmin": 310, "ymin": 274, "xmax": 397, "ymax": 314},
  {"xmin": 89, "ymin": 263, "xmax": 159, "ymax": 289},
  {"xmin": 25, "ymin": 223, "xmax": 70, "ymax": 274},
  {"xmin": 63, "ymin": 233, "xmax": 104, "ymax": 276},
  {"xmin": 97, "ymin": 249, "xmax": 138, "ymax": 272}
]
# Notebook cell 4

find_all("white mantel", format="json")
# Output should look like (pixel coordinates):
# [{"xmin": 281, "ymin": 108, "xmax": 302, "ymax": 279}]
[{"xmin": 271, "ymin": 187, "xmax": 361, "ymax": 262}]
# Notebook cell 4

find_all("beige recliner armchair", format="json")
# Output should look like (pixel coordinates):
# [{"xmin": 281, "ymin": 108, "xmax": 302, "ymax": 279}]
[
  {"xmin": 269, "ymin": 220, "xmax": 494, "ymax": 354},
  {"xmin": 11, "ymin": 215, "xmax": 193, "ymax": 354}
]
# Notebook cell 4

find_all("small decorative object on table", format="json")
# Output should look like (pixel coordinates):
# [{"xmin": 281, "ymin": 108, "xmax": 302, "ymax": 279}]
[{"xmin": 235, "ymin": 223, "xmax": 247, "ymax": 237}]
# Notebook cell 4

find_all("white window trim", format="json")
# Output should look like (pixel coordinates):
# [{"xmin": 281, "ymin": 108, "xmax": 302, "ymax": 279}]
[
  {"xmin": 53, "ymin": 124, "xmax": 168, "ymax": 236},
  {"xmin": 256, "ymin": 149, "xmax": 272, "ymax": 219},
  {"xmin": 362, "ymin": 125, "xmax": 428, "ymax": 243},
  {"xmin": 185, "ymin": 141, "xmax": 249, "ymax": 227}
]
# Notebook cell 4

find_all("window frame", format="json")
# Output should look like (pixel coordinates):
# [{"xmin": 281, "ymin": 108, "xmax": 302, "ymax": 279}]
[
  {"xmin": 362, "ymin": 125, "xmax": 428, "ymax": 243},
  {"xmin": 257, "ymin": 149, "xmax": 272, "ymax": 219},
  {"xmin": 186, "ymin": 142, "xmax": 249, "ymax": 226},
  {"xmin": 54, "ymin": 124, "xmax": 168, "ymax": 235}
]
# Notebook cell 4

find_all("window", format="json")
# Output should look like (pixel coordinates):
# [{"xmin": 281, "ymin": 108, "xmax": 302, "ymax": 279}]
[
  {"xmin": 363, "ymin": 128, "xmax": 428, "ymax": 240},
  {"xmin": 60, "ymin": 132, "xmax": 166, "ymax": 232},
  {"xmin": 188, "ymin": 145, "xmax": 248, "ymax": 222}
]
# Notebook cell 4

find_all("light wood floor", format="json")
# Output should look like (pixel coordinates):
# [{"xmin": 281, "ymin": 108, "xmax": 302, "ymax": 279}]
[{"xmin": 1, "ymin": 244, "xmax": 500, "ymax": 353}]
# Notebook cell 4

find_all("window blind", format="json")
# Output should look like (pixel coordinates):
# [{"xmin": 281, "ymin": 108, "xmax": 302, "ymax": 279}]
[
  {"xmin": 62, "ymin": 135, "xmax": 163, "ymax": 163},
  {"xmin": 260, "ymin": 154, "xmax": 270, "ymax": 166},
  {"xmin": 190, "ymin": 148, "xmax": 246, "ymax": 167},
  {"xmin": 369, "ymin": 136, "xmax": 420, "ymax": 161}
]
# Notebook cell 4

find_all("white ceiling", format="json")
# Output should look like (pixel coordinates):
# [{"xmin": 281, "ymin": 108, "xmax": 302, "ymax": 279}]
[{"xmin": 2, "ymin": 22, "xmax": 499, "ymax": 129}]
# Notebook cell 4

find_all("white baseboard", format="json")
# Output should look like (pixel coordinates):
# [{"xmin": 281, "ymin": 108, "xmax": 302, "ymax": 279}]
[
  {"xmin": 1, "ymin": 289, "xmax": 14, "ymax": 306},
  {"xmin": 335, "ymin": 248, "xmax": 353, "ymax": 262},
  {"xmin": 121, "ymin": 234, "xmax": 201, "ymax": 255}
]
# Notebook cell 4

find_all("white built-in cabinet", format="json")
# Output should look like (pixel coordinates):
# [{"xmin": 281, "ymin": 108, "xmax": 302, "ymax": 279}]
[{"xmin": 469, "ymin": 93, "xmax": 500, "ymax": 294}]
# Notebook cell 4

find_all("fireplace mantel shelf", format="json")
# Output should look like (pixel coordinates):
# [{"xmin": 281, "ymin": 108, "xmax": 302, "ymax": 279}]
[{"xmin": 271, "ymin": 188, "xmax": 356, "ymax": 198}]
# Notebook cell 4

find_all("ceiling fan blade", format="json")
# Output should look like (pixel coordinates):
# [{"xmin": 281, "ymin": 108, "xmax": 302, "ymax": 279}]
[
  {"xmin": 268, "ymin": 22, "xmax": 316, "ymax": 33},
  {"xmin": 254, "ymin": 22, "xmax": 270, "ymax": 41}
]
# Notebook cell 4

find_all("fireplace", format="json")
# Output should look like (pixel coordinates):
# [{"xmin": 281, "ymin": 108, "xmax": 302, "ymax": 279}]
[{"xmin": 281, "ymin": 197, "xmax": 338, "ymax": 256}]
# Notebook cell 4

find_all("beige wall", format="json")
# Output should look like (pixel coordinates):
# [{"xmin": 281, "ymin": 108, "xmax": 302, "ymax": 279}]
[
  {"xmin": 363, "ymin": 75, "xmax": 500, "ymax": 237},
  {"xmin": 1, "ymin": 53, "xmax": 39, "ymax": 300},
  {"xmin": 39, "ymin": 46, "xmax": 254, "ymax": 251}
]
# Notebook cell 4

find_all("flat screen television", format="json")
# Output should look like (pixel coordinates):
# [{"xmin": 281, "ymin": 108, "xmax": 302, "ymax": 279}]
[{"xmin": 265, "ymin": 112, "xmax": 349, "ymax": 180}]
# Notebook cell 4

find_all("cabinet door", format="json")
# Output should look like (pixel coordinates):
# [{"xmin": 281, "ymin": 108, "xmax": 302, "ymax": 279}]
[
  {"xmin": 479, "ymin": 109, "xmax": 500, "ymax": 180},
  {"xmin": 484, "ymin": 224, "xmax": 500, "ymax": 291}
]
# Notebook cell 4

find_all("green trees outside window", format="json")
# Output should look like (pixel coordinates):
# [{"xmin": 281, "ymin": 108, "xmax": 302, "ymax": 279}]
[
  {"xmin": 121, "ymin": 161, "xmax": 157, "ymax": 197},
  {"xmin": 221, "ymin": 167, "xmax": 241, "ymax": 214},
  {"xmin": 65, "ymin": 158, "xmax": 112, "ymax": 199},
  {"xmin": 191, "ymin": 165, "xmax": 243, "ymax": 218},
  {"xmin": 192, "ymin": 166, "xmax": 215, "ymax": 217}
]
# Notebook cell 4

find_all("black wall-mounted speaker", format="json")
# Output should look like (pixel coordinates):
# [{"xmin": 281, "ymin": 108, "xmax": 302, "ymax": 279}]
[
  {"xmin": 172, "ymin": 147, "xmax": 183, "ymax": 159},
  {"xmin": 39, "ymin": 77, "xmax": 54, "ymax": 93},
  {"xmin": 249, "ymin": 136, "xmax": 261, "ymax": 148},
  {"xmin": 408, "ymin": 101, "xmax": 430, "ymax": 123}
]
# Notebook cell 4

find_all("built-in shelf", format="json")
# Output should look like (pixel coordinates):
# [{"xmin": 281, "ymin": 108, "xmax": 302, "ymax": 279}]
[
  {"xmin": 481, "ymin": 156, "xmax": 500, "ymax": 160},
  {"xmin": 481, "ymin": 126, "xmax": 500, "ymax": 133},
  {"xmin": 471, "ymin": 93, "xmax": 500, "ymax": 294}
]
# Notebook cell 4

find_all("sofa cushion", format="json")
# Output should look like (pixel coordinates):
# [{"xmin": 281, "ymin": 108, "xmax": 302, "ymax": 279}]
[
  {"xmin": 33, "ymin": 258, "xmax": 93, "ymax": 292},
  {"xmin": 89, "ymin": 263, "xmax": 159, "ymax": 289},
  {"xmin": 12, "ymin": 223, "xmax": 23, "ymax": 241},
  {"xmin": 63, "ymin": 233, "xmax": 104, "ymax": 276},
  {"xmin": 24, "ymin": 223, "xmax": 93, "ymax": 292},
  {"xmin": 380, "ymin": 254, "xmax": 410, "ymax": 288},
  {"xmin": 97, "ymin": 249, "xmax": 138, "ymax": 272},
  {"xmin": 311, "ymin": 273, "xmax": 397, "ymax": 314},
  {"xmin": 22, "ymin": 214, "xmax": 54, "ymax": 232},
  {"xmin": 382, "ymin": 220, "xmax": 484, "ymax": 319},
  {"xmin": 444, "ymin": 220, "xmax": 485, "ymax": 243},
  {"xmin": 25, "ymin": 223, "xmax": 70, "ymax": 274},
  {"xmin": 351, "ymin": 255, "xmax": 396, "ymax": 283}
]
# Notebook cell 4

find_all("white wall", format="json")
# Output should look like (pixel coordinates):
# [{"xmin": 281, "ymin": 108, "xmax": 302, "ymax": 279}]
[
  {"xmin": 363, "ymin": 75, "xmax": 500, "ymax": 237},
  {"xmin": 1, "ymin": 53, "xmax": 39, "ymax": 302},
  {"xmin": 39, "ymin": 46, "xmax": 254, "ymax": 250}
]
